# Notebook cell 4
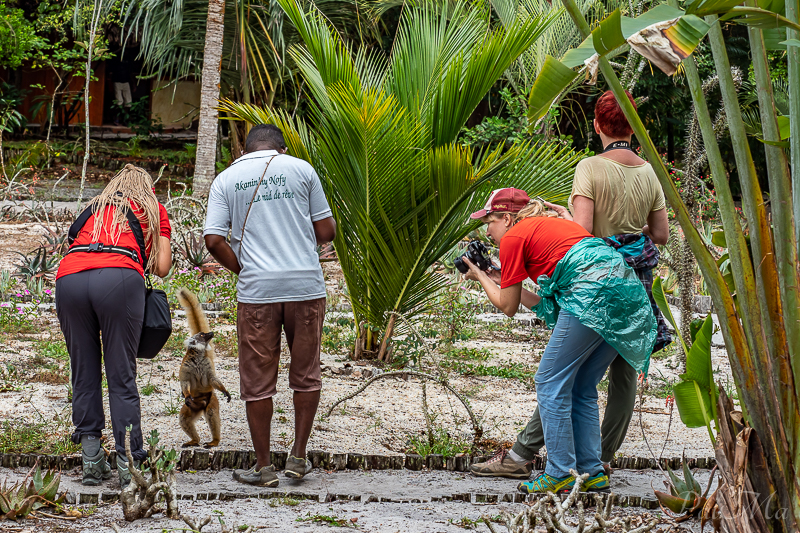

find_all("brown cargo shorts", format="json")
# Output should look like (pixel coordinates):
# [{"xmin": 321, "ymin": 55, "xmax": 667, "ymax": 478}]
[{"xmin": 237, "ymin": 298, "xmax": 326, "ymax": 401}]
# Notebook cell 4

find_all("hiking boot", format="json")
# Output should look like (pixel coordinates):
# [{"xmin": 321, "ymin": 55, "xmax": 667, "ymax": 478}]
[
  {"xmin": 117, "ymin": 458, "xmax": 140, "ymax": 490},
  {"xmin": 470, "ymin": 449, "xmax": 532, "ymax": 479},
  {"xmin": 285, "ymin": 455, "xmax": 313, "ymax": 479},
  {"xmin": 233, "ymin": 464, "xmax": 279, "ymax": 487},
  {"xmin": 582, "ymin": 472, "xmax": 611, "ymax": 493},
  {"xmin": 518, "ymin": 472, "xmax": 576, "ymax": 494},
  {"xmin": 81, "ymin": 449, "xmax": 112, "ymax": 486}
]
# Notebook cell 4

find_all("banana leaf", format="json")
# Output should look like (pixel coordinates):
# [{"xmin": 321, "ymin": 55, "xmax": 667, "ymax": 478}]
[
  {"xmin": 673, "ymin": 380, "xmax": 714, "ymax": 429},
  {"xmin": 652, "ymin": 276, "xmax": 689, "ymax": 355},
  {"xmin": 527, "ymin": 5, "xmax": 710, "ymax": 124},
  {"xmin": 680, "ymin": 314, "xmax": 714, "ymax": 390},
  {"xmin": 673, "ymin": 314, "xmax": 718, "ymax": 438}
]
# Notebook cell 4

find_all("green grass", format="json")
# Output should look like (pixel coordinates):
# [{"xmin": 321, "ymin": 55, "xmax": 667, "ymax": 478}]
[
  {"xmin": 449, "ymin": 517, "xmax": 482, "ymax": 529},
  {"xmin": 0, "ymin": 304, "xmax": 40, "ymax": 335},
  {"xmin": 161, "ymin": 389, "xmax": 183, "ymax": 415},
  {"xmin": 35, "ymin": 338, "xmax": 70, "ymax": 361},
  {"xmin": 440, "ymin": 345, "xmax": 536, "ymax": 383},
  {"xmin": 268, "ymin": 497, "xmax": 300, "ymax": 507},
  {"xmin": 141, "ymin": 383, "xmax": 160, "ymax": 396},
  {"xmin": 441, "ymin": 360, "xmax": 536, "ymax": 382},
  {"xmin": 161, "ymin": 332, "xmax": 188, "ymax": 357},
  {"xmin": 296, "ymin": 513, "xmax": 357, "ymax": 528},
  {"xmin": 651, "ymin": 341, "xmax": 678, "ymax": 361},
  {"xmin": 0, "ymin": 419, "xmax": 80, "ymax": 455},
  {"xmin": 443, "ymin": 346, "xmax": 491, "ymax": 362},
  {"xmin": 322, "ymin": 317, "xmax": 356, "ymax": 355},
  {"xmin": 0, "ymin": 362, "xmax": 22, "ymax": 392},
  {"xmin": 405, "ymin": 427, "xmax": 472, "ymax": 457}
]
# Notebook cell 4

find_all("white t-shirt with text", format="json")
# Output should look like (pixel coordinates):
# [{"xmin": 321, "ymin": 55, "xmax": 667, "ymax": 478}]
[{"xmin": 203, "ymin": 150, "xmax": 332, "ymax": 303}]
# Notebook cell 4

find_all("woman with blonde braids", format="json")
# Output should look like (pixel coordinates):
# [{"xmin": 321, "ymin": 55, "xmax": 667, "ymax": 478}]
[
  {"xmin": 461, "ymin": 188, "xmax": 655, "ymax": 495},
  {"xmin": 56, "ymin": 164, "xmax": 172, "ymax": 487}
]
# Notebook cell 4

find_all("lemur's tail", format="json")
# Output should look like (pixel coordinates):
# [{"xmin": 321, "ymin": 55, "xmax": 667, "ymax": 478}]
[{"xmin": 176, "ymin": 288, "xmax": 210, "ymax": 335}]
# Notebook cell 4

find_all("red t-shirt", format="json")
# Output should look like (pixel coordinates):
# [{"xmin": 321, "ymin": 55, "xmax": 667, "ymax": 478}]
[
  {"xmin": 499, "ymin": 217, "xmax": 592, "ymax": 288},
  {"xmin": 56, "ymin": 202, "xmax": 172, "ymax": 279}
]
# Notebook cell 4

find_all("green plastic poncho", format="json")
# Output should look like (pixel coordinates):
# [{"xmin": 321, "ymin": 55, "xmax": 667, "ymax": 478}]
[{"xmin": 531, "ymin": 237, "xmax": 656, "ymax": 376}]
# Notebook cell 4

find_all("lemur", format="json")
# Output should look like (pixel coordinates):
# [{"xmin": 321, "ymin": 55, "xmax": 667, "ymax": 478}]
[{"xmin": 176, "ymin": 288, "xmax": 231, "ymax": 448}]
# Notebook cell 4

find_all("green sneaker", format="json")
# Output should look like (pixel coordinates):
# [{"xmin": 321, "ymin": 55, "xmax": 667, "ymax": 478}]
[
  {"xmin": 81, "ymin": 449, "xmax": 112, "ymax": 486},
  {"xmin": 518, "ymin": 472, "xmax": 575, "ymax": 494},
  {"xmin": 232, "ymin": 464, "xmax": 279, "ymax": 487},
  {"xmin": 582, "ymin": 472, "xmax": 611, "ymax": 493},
  {"xmin": 285, "ymin": 455, "xmax": 312, "ymax": 479},
  {"xmin": 117, "ymin": 458, "xmax": 140, "ymax": 490}
]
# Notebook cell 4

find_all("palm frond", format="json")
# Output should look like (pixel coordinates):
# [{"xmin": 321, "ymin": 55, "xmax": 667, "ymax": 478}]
[{"xmin": 223, "ymin": 0, "xmax": 583, "ymax": 353}]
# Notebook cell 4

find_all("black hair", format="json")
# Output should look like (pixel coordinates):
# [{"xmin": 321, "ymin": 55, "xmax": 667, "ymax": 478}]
[{"xmin": 245, "ymin": 124, "xmax": 287, "ymax": 153}]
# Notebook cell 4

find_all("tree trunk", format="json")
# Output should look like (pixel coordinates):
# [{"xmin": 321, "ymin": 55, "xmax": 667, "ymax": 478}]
[
  {"xmin": 77, "ymin": 0, "xmax": 104, "ymax": 213},
  {"xmin": 193, "ymin": 0, "xmax": 226, "ymax": 198}
]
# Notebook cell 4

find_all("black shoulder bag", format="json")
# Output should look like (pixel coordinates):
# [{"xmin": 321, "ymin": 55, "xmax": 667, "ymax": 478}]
[{"xmin": 67, "ymin": 206, "xmax": 172, "ymax": 359}]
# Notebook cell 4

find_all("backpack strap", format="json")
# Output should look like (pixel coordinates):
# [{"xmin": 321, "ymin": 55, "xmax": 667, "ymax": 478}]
[
  {"xmin": 68, "ymin": 206, "xmax": 95, "ymax": 245},
  {"xmin": 122, "ymin": 208, "xmax": 149, "ymax": 269},
  {"xmin": 67, "ymin": 203, "xmax": 150, "ymax": 269}
]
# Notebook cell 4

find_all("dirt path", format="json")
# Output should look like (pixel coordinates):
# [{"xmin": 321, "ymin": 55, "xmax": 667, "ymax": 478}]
[{"xmin": 0, "ymin": 466, "xmax": 713, "ymax": 532}]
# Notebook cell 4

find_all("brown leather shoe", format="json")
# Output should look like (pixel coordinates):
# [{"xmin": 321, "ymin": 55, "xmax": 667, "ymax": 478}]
[{"xmin": 470, "ymin": 449, "xmax": 532, "ymax": 479}]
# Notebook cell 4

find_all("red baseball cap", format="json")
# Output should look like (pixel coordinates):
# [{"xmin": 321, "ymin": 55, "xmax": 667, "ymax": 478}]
[{"xmin": 470, "ymin": 188, "xmax": 531, "ymax": 219}]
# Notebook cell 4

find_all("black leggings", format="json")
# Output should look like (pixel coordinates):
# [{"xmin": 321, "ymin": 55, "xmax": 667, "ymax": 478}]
[{"xmin": 56, "ymin": 268, "xmax": 147, "ymax": 461}]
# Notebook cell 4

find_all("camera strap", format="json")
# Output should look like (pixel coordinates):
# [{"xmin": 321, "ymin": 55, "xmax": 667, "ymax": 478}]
[{"xmin": 602, "ymin": 140, "xmax": 634, "ymax": 153}]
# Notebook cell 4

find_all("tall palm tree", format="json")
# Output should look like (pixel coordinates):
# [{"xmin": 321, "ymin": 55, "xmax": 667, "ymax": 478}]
[
  {"xmin": 194, "ymin": 0, "xmax": 226, "ymax": 197},
  {"xmin": 125, "ymin": 0, "xmax": 364, "ymax": 196},
  {"xmin": 220, "ymin": 0, "xmax": 583, "ymax": 360}
]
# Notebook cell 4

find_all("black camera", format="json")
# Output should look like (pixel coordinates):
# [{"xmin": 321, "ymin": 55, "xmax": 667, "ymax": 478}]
[{"xmin": 454, "ymin": 240, "xmax": 494, "ymax": 274}]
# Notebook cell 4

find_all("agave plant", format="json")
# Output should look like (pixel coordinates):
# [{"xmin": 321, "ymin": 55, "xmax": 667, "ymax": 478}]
[
  {"xmin": 220, "ymin": 0, "xmax": 582, "ymax": 360},
  {"xmin": 0, "ymin": 464, "xmax": 65, "ymax": 520},
  {"xmin": 654, "ymin": 459, "xmax": 717, "ymax": 521},
  {"xmin": 178, "ymin": 231, "xmax": 220, "ymax": 276},
  {"xmin": 38, "ymin": 226, "xmax": 69, "ymax": 257},
  {"xmin": 14, "ymin": 247, "xmax": 60, "ymax": 281}
]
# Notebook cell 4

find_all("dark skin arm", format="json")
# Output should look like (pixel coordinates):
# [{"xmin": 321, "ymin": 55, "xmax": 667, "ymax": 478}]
[
  {"xmin": 313, "ymin": 216, "xmax": 336, "ymax": 244},
  {"xmin": 204, "ymin": 235, "xmax": 241, "ymax": 275}
]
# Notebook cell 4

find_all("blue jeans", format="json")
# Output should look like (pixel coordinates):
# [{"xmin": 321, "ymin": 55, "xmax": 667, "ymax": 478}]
[{"xmin": 536, "ymin": 311, "xmax": 619, "ymax": 479}]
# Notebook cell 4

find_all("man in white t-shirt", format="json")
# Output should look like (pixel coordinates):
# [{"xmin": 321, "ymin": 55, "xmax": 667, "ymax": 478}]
[{"xmin": 204, "ymin": 125, "xmax": 336, "ymax": 488}]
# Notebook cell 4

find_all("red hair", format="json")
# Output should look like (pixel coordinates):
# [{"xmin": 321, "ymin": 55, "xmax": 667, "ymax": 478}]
[{"xmin": 594, "ymin": 91, "xmax": 636, "ymax": 138}]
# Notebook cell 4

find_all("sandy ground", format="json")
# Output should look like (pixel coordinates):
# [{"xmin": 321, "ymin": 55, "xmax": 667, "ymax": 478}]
[
  {"xmin": 0, "ymin": 217, "xmax": 731, "ymax": 532},
  {"xmin": 0, "ymin": 305, "xmax": 720, "ymax": 460},
  {"xmin": 0, "ymin": 223, "xmax": 54, "ymax": 271}
]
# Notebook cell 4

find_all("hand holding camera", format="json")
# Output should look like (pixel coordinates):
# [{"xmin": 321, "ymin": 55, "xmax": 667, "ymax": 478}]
[{"xmin": 455, "ymin": 240, "xmax": 498, "ymax": 276}]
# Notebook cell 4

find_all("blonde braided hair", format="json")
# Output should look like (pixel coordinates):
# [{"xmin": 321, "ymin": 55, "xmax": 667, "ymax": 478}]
[
  {"xmin": 88, "ymin": 164, "xmax": 161, "ymax": 273},
  {"xmin": 480, "ymin": 199, "xmax": 558, "ymax": 224}
]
